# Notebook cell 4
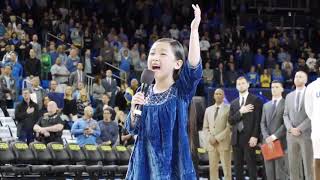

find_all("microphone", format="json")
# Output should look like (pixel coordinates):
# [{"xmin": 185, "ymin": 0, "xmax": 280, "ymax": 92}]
[{"xmin": 133, "ymin": 69, "xmax": 155, "ymax": 118}]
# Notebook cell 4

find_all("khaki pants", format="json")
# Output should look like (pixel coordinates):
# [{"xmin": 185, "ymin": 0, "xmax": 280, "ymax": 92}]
[
  {"xmin": 208, "ymin": 147, "xmax": 231, "ymax": 180},
  {"xmin": 314, "ymin": 159, "xmax": 320, "ymax": 180}
]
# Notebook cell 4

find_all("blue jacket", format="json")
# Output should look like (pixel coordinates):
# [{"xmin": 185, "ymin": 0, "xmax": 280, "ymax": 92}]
[{"xmin": 71, "ymin": 118, "xmax": 101, "ymax": 146}]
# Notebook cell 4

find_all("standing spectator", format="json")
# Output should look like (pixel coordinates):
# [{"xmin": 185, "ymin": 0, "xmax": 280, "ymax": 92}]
[
  {"xmin": 48, "ymin": 43, "xmax": 58, "ymax": 65},
  {"xmin": 202, "ymin": 89, "xmax": 232, "ymax": 180},
  {"xmin": 9, "ymin": 51, "xmax": 23, "ymax": 93},
  {"xmin": 92, "ymin": 76, "xmax": 105, "ymax": 100},
  {"xmin": 119, "ymin": 49, "xmax": 131, "ymax": 80},
  {"xmin": 306, "ymin": 52, "xmax": 317, "ymax": 72},
  {"xmin": 0, "ymin": 77, "xmax": 11, "ymax": 117},
  {"xmin": 169, "ymin": 24, "xmax": 180, "ymax": 40},
  {"xmin": 50, "ymin": 57, "xmax": 70, "ymax": 93},
  {"xmin": 226, "ymin": 63, "xmax": 238, "ymax": 87},
  {"xmin": 100, "ymin": 40, "xmax": 114, "ymax": 65},
  {"xmin": 101, "ymin": 70, "xmax": 117, "ymax": 103},
  {"xmin": 66, "ymin": 48, "xmax": 80, "ymax": 73},
  {"xmin": 33, "ymin": 101, "xmax": 64, "ymax": 144},
  {"xmin": 57, "ymin": 45, "xmax": 68, "ymax": 65},
  {"xmin": 260, "ymin": 69, "xmax": 271, "ymax": 88},
  {"xmin": 215, "ymin": 62, "xmax": 227, "ymax": 87},
  {"xmin": 200, "ymin": 36, "xmax": 210, "ymax": 59},
  {"xmin": 29, "ymin": 76, "xmax": 46, "ymax": 110},
  {"xmin": 69, "ymin": 62, "xmax": 86, "ymax": 88},
  {"xmin": 277, "ymin": 47, "xmax": 289, "ymax": 64},
  {"xmin": 0, "ymin": 65, "xmax": 16, "ymax": 107},
  {"xmin": 97, "ymin": 108, "xmax": 118, "ymax": 146},
  {"xmin": 203, "ymin": 62, "xmax": 214, "ymax": 86},
  {"xmin": 29, "ymin": 34, "xmax": 41, "ymax": 59},
  {"xmin": 40, "ymin": 47, "xmax": 51, "ymax": 80},
  {"xmin": 76, "ymin": 89, "xmax": 91, "ymax": 117},
  {"xmin": 228, "ymin": 76, "xmax": 263, "ymax": 180},
  {"xmin": 62, "ymin": 86, "xmax": 77, "ymax": 128},
  {"xmin": 71, "ymin": 106, "xmax": 100, "ymax": 146},
  {"xmin": 83, "ymin": 49, "xmax": 92, "ymax": 75},
  {"xmin": 246, "ymin": 66, "xmax": 260, "ymax": 88},
  {"xmin": 254, "ymin": 48, "xmax": 265, "ymax": 69},
  {"xmin": 25, "ymin": 49, "xmax": 41, "ymax": 77},
  {"xmin": 272, "ymin": 64, "xmax": 284, "ymax": 82},
  {"xmin": 15, "ymin": 89, "xmax": 40, "ymax": 144},
  {"xmin": 284, "ymin": 71, "xmax": 313, "ymax": 180},
  {"xmin": 47, "ymin": 80, "xmax": 64, "ymax": 109}
]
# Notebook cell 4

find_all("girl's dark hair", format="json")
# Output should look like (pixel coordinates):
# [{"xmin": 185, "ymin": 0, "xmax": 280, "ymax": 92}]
[{"xmin": 155, "ymin": 38, "xmax": 185, "ymax": 80}]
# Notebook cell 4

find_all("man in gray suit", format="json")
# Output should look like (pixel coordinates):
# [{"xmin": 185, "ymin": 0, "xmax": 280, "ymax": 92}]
[
  {"xmin": 283, "ymin": 71, "xmax": 313, "ymax": 180},
  {"xmin": 69, "ymin": 63, "xmax": 86, "ymax": 88},
  {"xmin": 260, "ymin": 80, "xmax": 288, "ymax": 180}
]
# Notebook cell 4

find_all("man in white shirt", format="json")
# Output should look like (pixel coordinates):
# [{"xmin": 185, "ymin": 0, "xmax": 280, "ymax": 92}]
[{"xmin": 305, "ymin": 61, "xmax": 320, "ymax": 179}]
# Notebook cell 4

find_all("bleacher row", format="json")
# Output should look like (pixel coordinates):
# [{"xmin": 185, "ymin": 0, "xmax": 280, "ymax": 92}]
[
  {"xmin": 0, "ymin": 141, "xmax": 131, "ymax": 179},
  {"xmin": 0, "ymin": 111, "xmax": 266, "ymax": 179}
]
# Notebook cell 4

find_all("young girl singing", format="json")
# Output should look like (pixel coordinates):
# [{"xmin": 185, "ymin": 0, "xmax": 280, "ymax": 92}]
[{"xmin": 125, "ymin": 4, "xmax": 202, "ymax": 179}]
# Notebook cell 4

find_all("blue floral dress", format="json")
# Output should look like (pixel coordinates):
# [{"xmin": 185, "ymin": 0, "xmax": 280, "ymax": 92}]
[{"xmin": 125, "ymin": 61, "xmax": 202, "ymax": 180}]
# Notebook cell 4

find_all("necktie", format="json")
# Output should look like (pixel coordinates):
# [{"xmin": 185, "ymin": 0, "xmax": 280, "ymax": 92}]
[
  {"xmin": 296, "ymin": 92, "xmax": 301, "ymax": 112},
  {"xmin": 271, "ymin": 100, "xmax": 277, "ymax": 115},
  {"xmin": 214, "ymin": 107, "xmax": 219, "ymax": 120},
  {"xmin": 237, "ymin": 96, "xmax": 245, "ymax": 132}
]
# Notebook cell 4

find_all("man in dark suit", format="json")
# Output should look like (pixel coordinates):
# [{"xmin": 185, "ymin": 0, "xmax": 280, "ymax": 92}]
[
  {"xmin": 101, "ymin": 70, "xmax": 118, "ymax": 106},
  {"xmin": 228, "ymin": 76, "xmax": 263, "ymax": 180},
  {"xmin": 283, "ymin": 71, "xmax": 313, "ymax": 180},
  {"xmin": 260, "ymin": 80, "xmax": 288, "ymax": 180}
]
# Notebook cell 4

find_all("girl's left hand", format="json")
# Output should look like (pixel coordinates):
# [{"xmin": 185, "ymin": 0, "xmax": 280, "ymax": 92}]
[{"xmin": 191, "ymin": 4, "xmax": 201, "ymax": 31}]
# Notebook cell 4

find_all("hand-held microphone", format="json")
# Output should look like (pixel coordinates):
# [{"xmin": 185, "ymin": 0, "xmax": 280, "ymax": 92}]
[{"xmin": 133, "ymin": 69, "xmax": 155, "ymax": 118}]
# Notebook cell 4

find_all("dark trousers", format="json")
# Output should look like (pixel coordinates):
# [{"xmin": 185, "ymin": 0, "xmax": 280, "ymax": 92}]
[
  {"xmin": 18, "ymin": 128, "xmax": 35, "ymax": 144},
  {"xmin": 0, "ymin": 103, "xmax": 9, "ymax": 117},
  {"xmin": 233, "ymin": 145, "xmax": 257, "ymax": 180}
]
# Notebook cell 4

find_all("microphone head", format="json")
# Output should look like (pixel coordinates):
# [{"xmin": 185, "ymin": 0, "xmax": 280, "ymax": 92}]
[{"xmin": 140, "ymin": 69, "xmax": 155, "ymax": 84}]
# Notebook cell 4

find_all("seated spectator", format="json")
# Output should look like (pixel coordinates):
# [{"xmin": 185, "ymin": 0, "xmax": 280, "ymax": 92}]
[
  {"xmin": 33, "ymin": 101, "xmax": 64, "ymax": 144},
  {"xmin": 203, "ymin": 62, "xmax": 214, "ymax": 86},
  {"xmin": 94, "ymin": 94, "xmax": 112, "ymax": 121},
  {"xmin": 246, "ymin": 66, "xmax": 260, "ymax": 88},
  {"xmin": 71, "ymin": 106, "xmax": 100, "ymax": 146},
  {"xmin": 97, "ymin": 108, "xmax": 118, "ymax": 146},
  {"xmin": 260, "ymin": 69, "xmax": 271, "ymax": 88},
  {"xmin": 117, "ymin": 110, "xmax": 134, "ymax": 146},
  {"xmin": 15, "ymin": 89, "xmax": 40, "ymax": 144},
  {"xmin": 62, "ymin": 86, "xmax": 77, "ymax": 128},
  {"xmin": 92, "ymin": 75, "xmax": 105, "ymax": 100},
  {"xmin": 76, "ymin": 89, "xmax": 91, "ymax": 117},
  {"xmin": 47, "ymin": 80, "xmax": 64, "ymax": 109}
]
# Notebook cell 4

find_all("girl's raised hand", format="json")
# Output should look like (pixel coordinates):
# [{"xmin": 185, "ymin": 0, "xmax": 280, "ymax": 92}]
[{"xmin": 191, "ymin": 4, "xmax": 201, "ymax": 31}]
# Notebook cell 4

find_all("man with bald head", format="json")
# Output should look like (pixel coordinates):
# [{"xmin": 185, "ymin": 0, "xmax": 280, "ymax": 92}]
[
  {"xmin": 71, "ymin": 106, "xmax": 101, "ymax": 146},
  {"xmin": 33, "ymin": 101, "xmax": 64, "ymax": 144},
  {"xmin": 203, "ymin": 88, "xmax": 232, "ymax": 180},
  {"xmin": 284, "ymin": 71, "xmax": 313, "ymax": 180}
]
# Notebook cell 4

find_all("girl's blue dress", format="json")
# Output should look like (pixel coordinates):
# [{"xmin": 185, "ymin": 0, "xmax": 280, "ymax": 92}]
[{"xmin": 125, "ymin": 61, "xmax": 202, "ymax": 179}]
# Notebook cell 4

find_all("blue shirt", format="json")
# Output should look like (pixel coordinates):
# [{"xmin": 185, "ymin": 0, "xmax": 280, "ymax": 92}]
[
  {"xmin": 71, "ymin": 118, "xmax": 101, "ymax": 146},
  {"xmin": 97, "ymin": 120, "xmax": 118, "ymax": 145},
  {"xmin": 66, "ymin": 57, "xmax": 79, "ymax": 73},
  {"xmin": 119, "ymin": 58, "xmax": 131, "ymax": 72},
  {"xmin": 125, "ymin": 61, "xmax": 202, "ymax": 180}
]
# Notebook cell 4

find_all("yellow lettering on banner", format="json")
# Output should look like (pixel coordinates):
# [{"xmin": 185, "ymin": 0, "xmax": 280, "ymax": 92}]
[
  {"xmin": 197, "ymin": 148, "xmax": 206, "ymax": 153},
  {"xmin": 15, "ymin": 143, "xmax": 28, "ymax": 150},
  {"xmin": 34, "ymin": 143, "xmax": 46, "ymax": 150},
  {"xmin": 69, "ymin": 144, "xmax": 80, "ymax": 151},
  {"xmin": 52, "ymin": 144, "xmax": 64, "ymax": 150},
  {"xmin": 85, "ymin": 144, "xmax": 97, "ymax": 151},
  {"xmin": 0, "ymin": 143, "xmax": 9, "ymax": 150},
  {"xmin": 100, "ymin": 145, "xmax": 112, "ymax": 151},
  {"xmin": 116, "ymin": 146, "xmax": 127, "ymax": 152}
]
